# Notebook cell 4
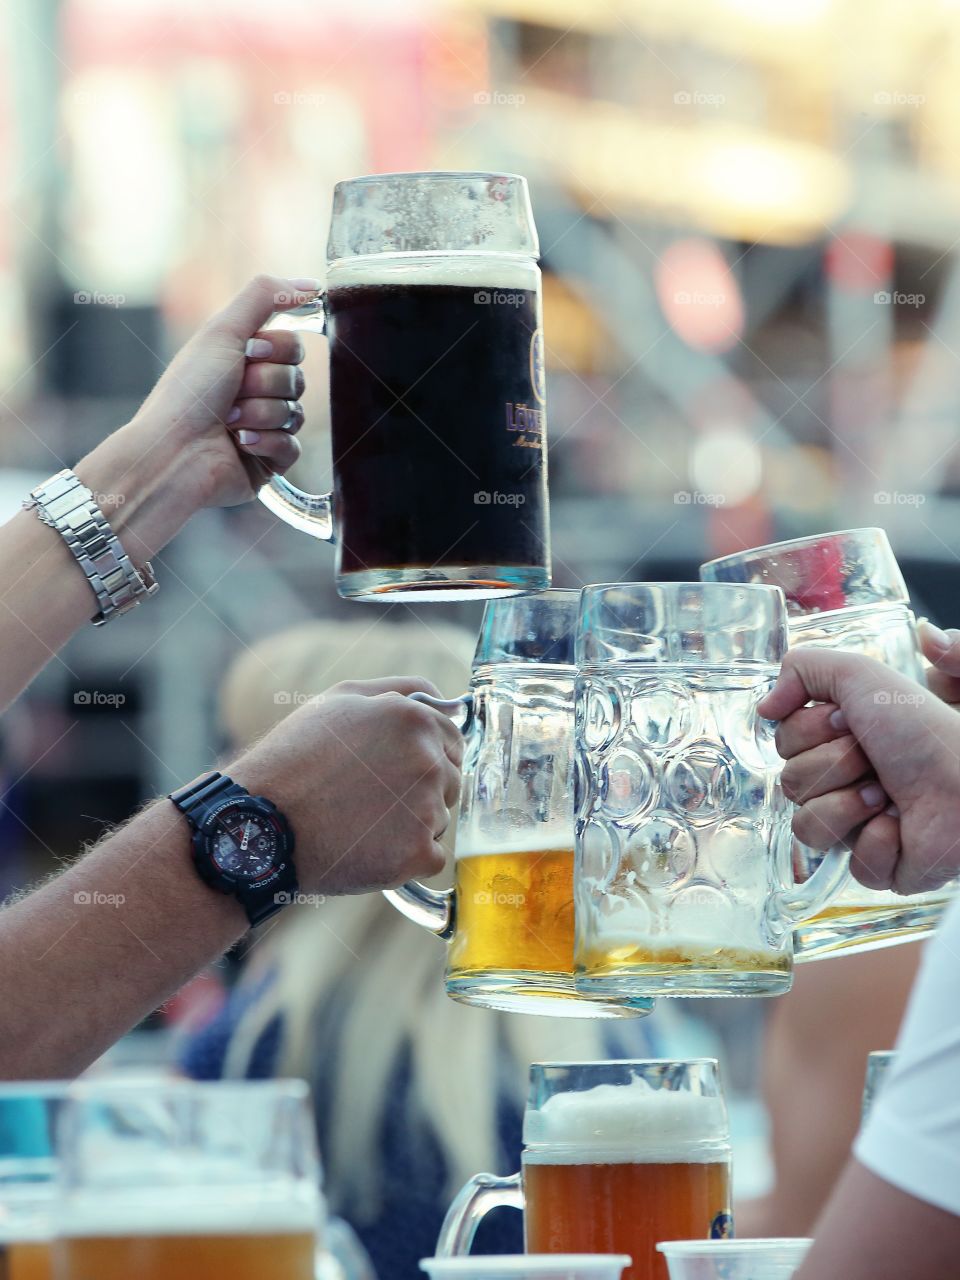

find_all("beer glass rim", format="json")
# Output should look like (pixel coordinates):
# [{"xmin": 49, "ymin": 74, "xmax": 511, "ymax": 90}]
[
  {"xmin": 657, "ymin": 1239, "xmax": 812, "ymax": 1255},
  {"xmin": 335, "ymin": 169, "xmax": 528, "ymax": 187},
  {"xmin": 700, "ymin": 527, "xmax": 889, "ymax": 569},
  {"xmin": 530, "ymin": 1057, "xmax": 719, "ymax": 1069},
  {"xmin": 474, "ymin": 589, "xmax": 581, "ymax": 671}
]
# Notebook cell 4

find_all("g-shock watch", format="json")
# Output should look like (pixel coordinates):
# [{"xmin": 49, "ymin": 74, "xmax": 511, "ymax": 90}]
[{"xmin": 169, "ymin": 772, "xmax": 297, "ymax": 926}]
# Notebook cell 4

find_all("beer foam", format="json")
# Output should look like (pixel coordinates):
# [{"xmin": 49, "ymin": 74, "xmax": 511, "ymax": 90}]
[
  {"xmin": 455, "ymin": 836, "xmax": 573, "ymax": 860},
  {"xmin": 327, "ymin": 252, "xmax": 538, "ymax": 292},
  {"xmin": 523, "ymin": 1074, "xmax": 729, "ymax": 1165},
  {"xmin": 58, "ymin": 1187, "xmax": 318, "ymax": 1238}
]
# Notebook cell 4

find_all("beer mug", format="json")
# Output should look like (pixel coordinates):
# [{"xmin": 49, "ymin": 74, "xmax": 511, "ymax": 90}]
[
  {"xmin": 259, "ymin": 170, "xmax": 550, "ymax": 601},
  {"xmin": 436, "ymin": 1059, "xmax": 733, "ymax": 1280},
  {"xmin": 573, "ymin": 584, "xmax": 850, "ymax": 1000},
  {"xmin": 54, "ymin": 1080, "xmax": 321, "ymax": 1280},
  {"xmin": 0, "ymin": 1082, "xmax": 65, "ymax": 1280},
  {"xmin": 701, "ymin": 528, "xmax": 956, "ymax": 959},
  {"xmin": 385, "ymin": 591, "xmax": 652, "ymax": 1018}
]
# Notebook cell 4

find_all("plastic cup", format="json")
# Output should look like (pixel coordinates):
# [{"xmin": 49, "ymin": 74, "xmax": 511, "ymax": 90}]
[
  {"xmin": 656, "ymin": 1239, "xmax": 811, "ymax": 1279},
  {"xmin": 422, "ymin": 1257, "xmax": 632, "ymax": 1280}
]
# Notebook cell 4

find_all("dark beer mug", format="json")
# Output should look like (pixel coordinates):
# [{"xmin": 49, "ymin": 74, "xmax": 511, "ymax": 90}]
[{"xmin": 259, "ymin": 171, "xmax": 551, "ymax": 601}]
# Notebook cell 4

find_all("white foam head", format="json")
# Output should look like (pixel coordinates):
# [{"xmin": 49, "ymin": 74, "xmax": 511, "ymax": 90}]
[
  {"xmin": 455, "ymin": 834, "xmax": 573, "ymax": 860},
  {"xmin": 59, "ymin": 1186, "xmax": 319, "ymax": 1239},
  {"xmin": 523, "ymin": 1074, "xmax": 729, "ymax": 1165},
  {"xmin": 327, "ymin": 252, "xmax": 539, "ymax": 292}
]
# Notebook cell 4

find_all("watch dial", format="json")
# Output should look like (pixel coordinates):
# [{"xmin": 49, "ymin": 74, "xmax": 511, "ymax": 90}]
[{"xmin": 211, "ymin": 805, "xmax": 279, "ymax": 880}]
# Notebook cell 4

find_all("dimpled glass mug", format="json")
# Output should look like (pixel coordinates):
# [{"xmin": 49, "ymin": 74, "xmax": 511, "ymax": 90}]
[
  {"xmin": 573, "ymin": 583, "xmax": 850, "ymax": 1000},
  {"xmin": 385, "ymin": 591, "xmax": 651, "ymax": 1018},
  {"xmin": 702, "ymin": 528, "xmax": 957, "ymax": 960},
  {"xmin": 259, "ymin": 170, "xmax": 550, "ymax": 602},
  {"xmin": 436, "ymin": 1060, "xmax": 732, "ymax": 1280}
]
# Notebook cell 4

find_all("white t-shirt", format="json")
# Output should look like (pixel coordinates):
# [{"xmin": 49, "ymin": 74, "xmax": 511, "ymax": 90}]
[{"xmin": 855, "ymin": 894, "xmax": 960, "ymax": 1216}]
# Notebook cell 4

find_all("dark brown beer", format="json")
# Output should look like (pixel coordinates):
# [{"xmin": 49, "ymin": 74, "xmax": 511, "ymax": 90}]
[{"xmin": 327, "ymin": 259, "xmax": 548, "ymax": 592}]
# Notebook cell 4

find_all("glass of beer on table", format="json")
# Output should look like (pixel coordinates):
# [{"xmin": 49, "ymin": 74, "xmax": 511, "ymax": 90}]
[
  {"xmin": 385, "ymin": 590, "xmax": 652, "ymax": 1018},
  {"xmin": 257, "ymin": 169, "xmax": 550, "ymax": 601},
  {"xmin": 0, "ymin": 1083, "xmax": 66, "ymax": 1280},
  {"xmin": 436, "ymin": 1060, "xmax": 732, "ymax": 1280},
  {"xmin": 573, "ymin": 583, "xmax": 849, "ymax": 1001},
  {"xmin": 701, "ymin": 528, "xmax": 956, "ymax": 959},
  {"xmin": 53, "ymin": 1080, "xmax": 320, "ymax": 1280}
]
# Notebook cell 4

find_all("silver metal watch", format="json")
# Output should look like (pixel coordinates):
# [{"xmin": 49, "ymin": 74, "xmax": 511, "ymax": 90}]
[{"xmin": 23, "ymin": 469, "xmax": 159, "ymax": 626}]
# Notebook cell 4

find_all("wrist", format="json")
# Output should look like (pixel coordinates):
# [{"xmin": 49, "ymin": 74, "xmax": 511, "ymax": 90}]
[{"xmin": 74, "ymin": 418, "xmax": 205, "ymax": 564}]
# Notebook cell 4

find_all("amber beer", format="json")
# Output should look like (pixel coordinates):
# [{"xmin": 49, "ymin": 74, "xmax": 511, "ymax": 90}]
[
  {"xmin": 1, "ymin": 1239, "xmax": 52, "ymax": 1280},
  {"xmin": 450, "ymin": 847, "xmax": 575, "ymax": 983},
  {"xmin": 55, "ymin": 1209, "xmax": 315, "ymax": 1280},
  {"xmin": 521, "ymin": 1080, "xmax": 731, "ymax": 1280}
]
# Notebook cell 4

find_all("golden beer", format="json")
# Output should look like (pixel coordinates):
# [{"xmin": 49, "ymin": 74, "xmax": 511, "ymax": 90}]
[
  {"xmin": 2, "ymin": 1240, "xmax": 53, "ymax": 1280},
  {"xmin": 55, "ymin": 1227, "xmax": 315, "ymax": 1280},
  {"xmin": 450, "ymin": 848, "xmax": 575, "ymax": 980},
  {"xmin": 578, "ymin": 938, "xmax": 790, "ymax": 984},
  {"xmin": 524, "ymin": 1158, "xmax": 731, "ymax": 1280}
]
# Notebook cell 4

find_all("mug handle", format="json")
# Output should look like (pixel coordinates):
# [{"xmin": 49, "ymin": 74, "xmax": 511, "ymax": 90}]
[
  {"xmin": 381, "ymin": 692, "xmax": 474, "ymax": 942},
  {"xmin": 772, "ymin": 841, "xmax": 851, "ymax": 928},
  {"xmin": 434, "ymin": 1172, "xmax": 524, "ymax": 1257},
  {"xmin": 257, "ymin": 297, "xmax": 336, "ymax": 540}
]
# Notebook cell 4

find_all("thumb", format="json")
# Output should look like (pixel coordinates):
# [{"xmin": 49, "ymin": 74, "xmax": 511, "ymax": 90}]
[
  {"xmin": 919, "ymin": 620, "xmax": 960, "ymax": 677},
  {"xmin": 206, "ymin": 274, "xmax": 322, "ymax": 343},
  {"xmin": 757, "ymin": 648, "xmax": 899, "ymax": 721}
]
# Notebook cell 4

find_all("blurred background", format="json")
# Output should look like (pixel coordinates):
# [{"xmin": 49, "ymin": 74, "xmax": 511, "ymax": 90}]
[{"xmin": 0, "ymin": 0, "xmax": 953, "ymax": 1116}]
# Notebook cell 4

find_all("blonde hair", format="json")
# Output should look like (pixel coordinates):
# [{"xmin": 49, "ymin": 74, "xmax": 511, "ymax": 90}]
[{"xmin": 217, "ymin": 616, "xmax": 662, "ymax": 1220}]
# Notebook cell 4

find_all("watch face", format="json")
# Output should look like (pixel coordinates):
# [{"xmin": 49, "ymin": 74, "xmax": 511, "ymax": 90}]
[{"xmin": 210, "ymin": 804, "xmax": 282, "ymax": 881}]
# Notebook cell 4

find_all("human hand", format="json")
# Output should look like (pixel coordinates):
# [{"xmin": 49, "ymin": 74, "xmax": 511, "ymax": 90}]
[
  {"xmin": 919, "ymin": 620, "xmax": 960, "ymax": 709},
  {"xmin": 130, "ymin": 274, "xmax": 318, "ymax": 508},
  {"xmin": 230, "ymin": 678, "xmax": 464, "ymax": 896},
  {"xmin": 758, "ymin": 648, "xmax": 960, "ymax": 895}
]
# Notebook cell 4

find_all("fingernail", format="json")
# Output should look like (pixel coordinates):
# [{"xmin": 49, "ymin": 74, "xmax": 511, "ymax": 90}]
[
  {"xmin": 886, "ymin": 803, "xmax": 900, "ymax": 817},
  {"xmin": 282, "ymin": 403, "xmax": 303, "ymax": 429},
  {"xmin": 290, "ymin": 277, "xmax": 321, "ymax": 291},
  {"xmin": 829, "ymin": 708, "xmax": 848, "ymax": 731},
  {"xmin": 245, "ymin": 338, "xmax": 273, "ymax": 359},
  {"xmin": 860, "ymin": 783, "xmax": 886, "ymax": 807},
  {"xmin": 237, "ymin": 430, "xmax": 261, "ymax": 445},
  {"xmin": 226, "ymin": 406, "xmax": 242, "ymax": 424},
  {"xmin": 923, "ymin": 621, "xmax": 950, "ymax": 653}
]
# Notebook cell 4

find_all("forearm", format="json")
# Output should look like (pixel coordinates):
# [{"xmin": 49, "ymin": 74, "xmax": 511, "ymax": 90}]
[
  {"xmin": 0, "ymin": 415, "xmax": 200, "ymax": 713},
  {"xmin": 0, "ymin": 797, "xmax": 246, "ymax": 1079}
]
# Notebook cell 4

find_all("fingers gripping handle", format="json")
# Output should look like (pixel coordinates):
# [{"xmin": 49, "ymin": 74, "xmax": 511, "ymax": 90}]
[
  {"xmin": 381, "ymin": 692, "xmax": 474, "ymax": 940},
  {"xmin": 257, "ymin": 297, "xmax": 335, "ymax": 540},
  {"xmin": 435, "ymin": 1173, "xmax": 524, "ymax": 1257}
]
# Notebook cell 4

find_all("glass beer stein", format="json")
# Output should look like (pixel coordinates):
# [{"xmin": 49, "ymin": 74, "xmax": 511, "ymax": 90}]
[
  {"xmin": 385, "ymin": 591, "xmax": 652, "ymax": 1018},
  {"xmin": 436, "ymin": 1060, "xmax": 733, "ymax": 1280},
  {"xmin": 54, "ymin": 1081, "xmax": 320, "ymax": 1280},
  {"xmin": 573, "ymin": 584, "xmax": 850, "ymax": 1000},
  {"xmin": 259, "ymin": 170, "xmax": 550, "ymax": 601},
  {"xmin": 702, "ymin": 528, "xmax": 956, "ymax": 959},
  {"xmin": 0, "ymin": 1082, "xmax": 66, "ymax": 1280}
]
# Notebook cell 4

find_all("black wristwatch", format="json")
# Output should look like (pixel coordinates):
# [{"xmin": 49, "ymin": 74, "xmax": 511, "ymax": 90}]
[{"xmin": 169, "ymin": 772, "xmax": 298, "ymax": 927}]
